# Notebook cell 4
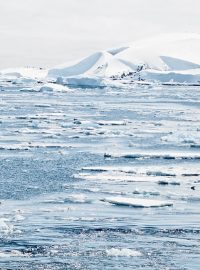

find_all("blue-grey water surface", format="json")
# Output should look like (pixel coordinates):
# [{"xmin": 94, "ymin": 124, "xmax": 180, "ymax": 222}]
[{"xmin": 0, "ymin": 82, "xmax": 200, "ymax": 269}]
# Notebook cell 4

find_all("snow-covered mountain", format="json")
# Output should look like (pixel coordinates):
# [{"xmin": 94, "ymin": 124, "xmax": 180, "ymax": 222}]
[
  {"xmin": 1, "ymin": 33, "xmax": 200, "ymax": 87},
  {"xmin": 47, "ymin": 33, "xmax": 200, "ymax": 86},
  {"xmin": 48, "ymin": 51, "xmax": 132, "ymax": 78}
]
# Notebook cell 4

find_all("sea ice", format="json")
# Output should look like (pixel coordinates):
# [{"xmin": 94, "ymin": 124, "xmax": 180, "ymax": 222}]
[
  {"xmin": 106, "ymin": 248, "xmax": 142, "ymax": 257},
  {"xmin": 102, "ymin": 197, "xmax": 173, "ymax": 208}
]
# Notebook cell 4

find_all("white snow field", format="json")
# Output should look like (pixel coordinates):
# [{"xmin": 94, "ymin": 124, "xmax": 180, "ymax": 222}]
[{"xmin": 47, "ymin": 33, "xmax": 200, "ymax": 87}]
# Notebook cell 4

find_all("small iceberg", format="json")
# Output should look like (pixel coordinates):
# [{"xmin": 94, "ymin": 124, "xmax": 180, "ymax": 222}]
[
  {"xmin": 65, "ymin": 75, "xmax": 106, "ymax": 87},
  {"xmin": 102, "ymin": 197, "xmax": 173, "ymax": 208}
]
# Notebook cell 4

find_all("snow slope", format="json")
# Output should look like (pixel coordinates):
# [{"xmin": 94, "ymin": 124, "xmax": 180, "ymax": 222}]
[
  {"xmin": 48, "ymin": 51, "xmax": 132, "ymax": 78},
  {"xmin": 117, "ymin": 33, "xmax": 200, "ymax": 71}
]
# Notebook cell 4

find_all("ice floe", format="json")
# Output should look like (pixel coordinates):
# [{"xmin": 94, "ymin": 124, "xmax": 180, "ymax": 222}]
[
  {"xmin": 0, "ymin": 218, "xmax": 14, "ymax": 234},
  {"xmin": 64, "ymin": 194, "xmax": 92, "ymax": 204},
  {"xmin": 103, "ymin": 151, "xmax": 200, "ymax": 160},
  {"xmin": 106, "ymin": 248, "xmax": 142, "ymax": 257},
  {"xmin": 0, "ymin": 250, "xmax": 29, "ymax": 258},
  {"xmin": 39, "ymin": 82, "xmax": 70, "ymax": 92},
  {"xmin": 102, "ymin": 197, "xmax": 173, "ymax": 208}
]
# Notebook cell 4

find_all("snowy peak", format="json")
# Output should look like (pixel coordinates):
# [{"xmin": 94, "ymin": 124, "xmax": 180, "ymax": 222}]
[{"xmin": 48, "ymin": 51, "xmax": 132, "ymax": 78}]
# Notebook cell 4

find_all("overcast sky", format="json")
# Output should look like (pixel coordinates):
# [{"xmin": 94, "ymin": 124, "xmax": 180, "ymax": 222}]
[{"xmin": 0, "ymin": 0, "xmax": 199, "ymax": 69}]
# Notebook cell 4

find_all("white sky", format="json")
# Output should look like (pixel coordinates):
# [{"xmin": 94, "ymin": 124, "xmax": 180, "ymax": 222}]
[{"xmin": 0, "ymin": 0, "xmax": 199, "ymax": 69}]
